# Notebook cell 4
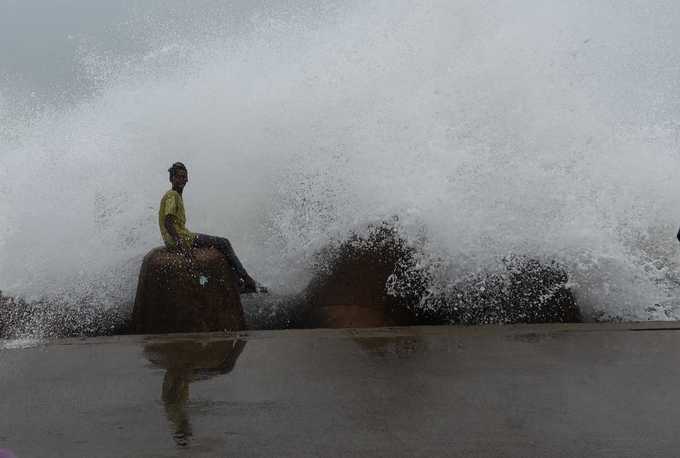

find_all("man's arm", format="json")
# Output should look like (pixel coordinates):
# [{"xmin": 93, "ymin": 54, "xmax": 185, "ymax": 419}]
[{"xmin": 164, "ymin": 215, "xmax": 192, "ymax": 258}]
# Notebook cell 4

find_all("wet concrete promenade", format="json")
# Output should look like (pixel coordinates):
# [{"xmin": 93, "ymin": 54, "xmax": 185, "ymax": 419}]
[{"xmin": 1, "ymin": 322, "xmax": 680, "ymax": 457}]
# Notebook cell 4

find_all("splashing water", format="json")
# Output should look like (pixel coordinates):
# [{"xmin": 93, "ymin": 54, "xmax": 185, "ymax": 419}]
[{"xmin": 2, "ymin": 0, "xmax": 680, "ymax": 328}]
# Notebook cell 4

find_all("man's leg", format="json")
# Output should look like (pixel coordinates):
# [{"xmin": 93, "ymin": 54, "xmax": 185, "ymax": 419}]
[{"xmin": 193, "ymin": 233, "xmax": 258, "ymax": 291}]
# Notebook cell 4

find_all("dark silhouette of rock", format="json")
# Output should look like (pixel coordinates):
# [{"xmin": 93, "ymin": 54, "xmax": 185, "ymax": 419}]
[
  {"xmin": 419, "ymin": 255, "xmax": 581, "ymax": 325},
  {"xmin": 131, "ymin": 247, "xmax": 245, "ymax": 334},
  {"xmin": 299, "ymin": 223, "xmax": 424, "ymax": 328},
  {"xmin": 297, "ymin": 222, "xmax": 580, "ymax": 329}
]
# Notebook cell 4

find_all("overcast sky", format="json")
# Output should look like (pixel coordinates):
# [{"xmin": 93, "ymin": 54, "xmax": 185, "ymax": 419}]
[{"xmin": 0, "ymin": 0, "xmax": 324, "ymax": 107}]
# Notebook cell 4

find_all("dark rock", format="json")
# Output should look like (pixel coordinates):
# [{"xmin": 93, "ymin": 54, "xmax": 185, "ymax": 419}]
[
  {"xmin": 299, "ymin": 223, "xmax": 425, "ymax": 328},
  {"xmin": 297, "ymin": 223, "xmax": 580, "ymax": 328},
  {"xmin": 131, "ymin": 247, "xmax": 245, "ymax": 334},
  {"xmin": 419, "ymin": 255, "xmax": 581, "ymax": 325}
]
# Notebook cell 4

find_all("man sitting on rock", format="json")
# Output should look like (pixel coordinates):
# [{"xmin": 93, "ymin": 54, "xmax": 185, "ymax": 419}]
[{"xmin": 159, "ymin": 161, "xmax": 263, "ymax": 293}]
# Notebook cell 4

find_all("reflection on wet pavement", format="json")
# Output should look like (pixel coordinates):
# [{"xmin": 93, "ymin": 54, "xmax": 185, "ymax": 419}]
[
  {"xmin": 353, "ymin": 336, "xmax": 422, "ymax": 358},
  {"xmin": 144, "ymin": 339, "xmax": 246, "ymax": 447},
  {"xmin": 4, "ymin": 324, "xmax": 680, "ymax": 456}
]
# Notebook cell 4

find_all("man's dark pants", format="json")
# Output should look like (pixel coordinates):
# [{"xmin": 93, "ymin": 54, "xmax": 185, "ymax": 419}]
[{"xmin": 192, "ymin": 233, "xmax": 248, "ymax": 279}]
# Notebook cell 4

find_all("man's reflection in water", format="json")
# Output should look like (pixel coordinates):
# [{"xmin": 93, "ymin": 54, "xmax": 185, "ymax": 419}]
[{"xmin": 144, "ymin": 338, "xmax": 247, "ymax": 447}]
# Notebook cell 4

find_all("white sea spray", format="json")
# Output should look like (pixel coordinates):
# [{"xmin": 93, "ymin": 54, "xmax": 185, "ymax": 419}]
[{"xmin": 1, "ymin": 0, "xmax": 680, "ymax": 324}]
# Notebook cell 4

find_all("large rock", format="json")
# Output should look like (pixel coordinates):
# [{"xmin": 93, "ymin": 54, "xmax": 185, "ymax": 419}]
[
  {"xmin": 420, "ymin": 255, "xmax": 581, "ymax": 325},
  {"xmin": 298, "ymin": 222, "xmax": 580, "ymax": 329},
  {"xmin": 300, "ymin": 224, "xmax": 421, "ymax": 328},
  {"xmin": 132, "ymin": 247, "xmax": 245, "ymax": 334}
]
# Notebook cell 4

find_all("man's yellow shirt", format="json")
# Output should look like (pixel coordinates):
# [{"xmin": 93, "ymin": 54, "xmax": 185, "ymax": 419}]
[{"xmin": 158, "ymin": 190, "xmax": 196, "ymax": 249}]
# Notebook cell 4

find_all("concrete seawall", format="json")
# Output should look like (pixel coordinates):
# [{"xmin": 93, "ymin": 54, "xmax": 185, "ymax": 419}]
[{"xmin": 1, "ymin": 322, "xmax": 679, "ymax": 457}]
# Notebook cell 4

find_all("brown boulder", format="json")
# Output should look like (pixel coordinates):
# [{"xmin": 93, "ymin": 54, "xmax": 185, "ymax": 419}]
[
  {"xmin": 131, "ymin": 247, "xmax": 245, "ymax": 334},
  {"xmin": 296, "ymin": 222, "xmax": 580, "ymax": 329},
  {"xmin": 300, "ymin": 224, "xmax": 420, "ymax": 329}
]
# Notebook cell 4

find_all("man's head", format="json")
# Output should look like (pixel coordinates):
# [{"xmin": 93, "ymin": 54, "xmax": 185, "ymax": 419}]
[{"xmin": 168, "ymin": 162, "xmax": 188, "ymax": 191}]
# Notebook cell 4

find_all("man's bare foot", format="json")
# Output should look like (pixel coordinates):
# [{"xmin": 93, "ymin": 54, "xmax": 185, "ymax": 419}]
[
  {"xmin": 242, "ymin": 276, "xmax": 258, "ymax": 293},
  {"xmin": 241, "ymin": 275, "xmax": 268, "ymax": 294},
  {"xmin": 255, "ymin": 283, "xmax": 268, "ymax": 294}
]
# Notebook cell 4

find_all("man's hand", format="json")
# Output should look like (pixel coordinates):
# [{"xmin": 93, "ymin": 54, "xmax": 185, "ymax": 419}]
[
  {"xmin": 177, "ymin": 239, "xmax": 201, "ymax": 282},
  {"xmin": 241, "ymin": 275, "xmax": 268, "ymax": 294},
  {"xmin": 178, "ymin": 239, "xmax": 194, "ymax": 262},
  {"xmin": 242, "ymin": 275, "xmax": 257, "ymax": 292},
  {"xmin": 165, "ymin": 214, "xmax": 192, "ymax": 260}
]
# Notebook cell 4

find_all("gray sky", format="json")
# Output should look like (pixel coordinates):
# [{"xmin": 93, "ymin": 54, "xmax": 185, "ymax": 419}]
[{"xmin": 0, "ymin": 0, "xmax": 319, "ymax": 107}]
